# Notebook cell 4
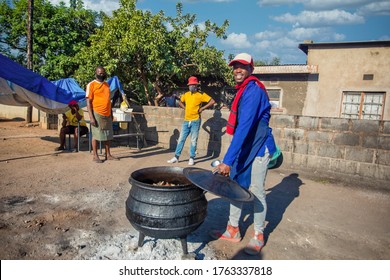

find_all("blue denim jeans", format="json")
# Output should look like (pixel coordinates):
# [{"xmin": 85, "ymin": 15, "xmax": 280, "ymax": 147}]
[{"xmin": 174, "ymin": 119, "xmax": 201, "ymax": 159}]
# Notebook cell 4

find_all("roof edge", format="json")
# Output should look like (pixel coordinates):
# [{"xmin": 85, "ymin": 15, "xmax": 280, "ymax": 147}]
[
  {"xmin": 298, "ymin": 40, "xmax": 390, "ymax": 54},
  {"xmin": 253, "ymin": 64, "xmax": 318, "ymax": 74}
]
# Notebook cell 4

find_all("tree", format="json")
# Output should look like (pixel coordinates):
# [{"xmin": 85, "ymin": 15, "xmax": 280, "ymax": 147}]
[
  {"xmin": 0, "ymin": 0, "xmax": 100, "ymax": 80},
  {"xmin": 75, "ymin": 0, "xmax": 230, "ymax": 105},
  {"xmin": 254, "ymin": 57, "xmax": 281, "ymax": 66},
  {"xmin": 1, "ymin": 0, "xmax": 232, "ymax": 106}
]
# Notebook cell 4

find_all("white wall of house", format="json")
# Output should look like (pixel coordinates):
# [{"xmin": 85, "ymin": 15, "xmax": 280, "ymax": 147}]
[{"xmin": 0, "ymin": 104, "xmax": 39, "ymax": 121}]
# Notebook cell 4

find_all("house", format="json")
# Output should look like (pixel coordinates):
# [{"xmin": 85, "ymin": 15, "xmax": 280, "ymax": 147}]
[{"xmin": 254, "ymin": 40, "xmax": 390, "ymax": 121}]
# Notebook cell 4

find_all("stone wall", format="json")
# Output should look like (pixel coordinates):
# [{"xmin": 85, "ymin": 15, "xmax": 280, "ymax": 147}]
[
  {"xmin": 269, "ymin": 115, "xmax": 390, "ymax": 189},
  {"xmin": 40, "ymin": 111, "xmax": 58, "ymax": 130},
  {"xmin": 135, "ymin": 105, "xmax": 390, "ymax": 190}
]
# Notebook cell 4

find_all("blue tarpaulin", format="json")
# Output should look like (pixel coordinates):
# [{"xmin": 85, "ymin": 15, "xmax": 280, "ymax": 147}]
[{"xmin": 0, "ymin": 53, "xmax": 125, "ymax": 114}]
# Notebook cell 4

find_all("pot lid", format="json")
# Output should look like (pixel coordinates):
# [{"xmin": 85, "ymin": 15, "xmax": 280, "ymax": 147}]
[{"xmin": 183, "ymin": 167, "xmax": 253, "ymax": 203}]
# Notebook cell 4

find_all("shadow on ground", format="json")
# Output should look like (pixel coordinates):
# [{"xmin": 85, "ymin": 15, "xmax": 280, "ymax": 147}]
[{"xmin": 188, "ymin": 173, "xmax": 303, "ymax": 260}]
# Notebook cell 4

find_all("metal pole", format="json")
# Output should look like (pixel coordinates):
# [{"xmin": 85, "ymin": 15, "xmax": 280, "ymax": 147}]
[{"xmin": 26, "ymin": 0, "xmax": 34, "ymax": 123}]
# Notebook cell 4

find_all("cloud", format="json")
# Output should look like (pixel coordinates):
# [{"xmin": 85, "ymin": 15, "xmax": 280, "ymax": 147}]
[
  {"xmin": 79, "ymin": 0, "xmax": 120, "ymax": 13},
  {"xmin": 288, "ymin": 27, "xmax": 324, "ymax": 40},
  {"xmin": 251, "ymin": 24, "xmax": 349, "ymax": 64},
  {"xmin": 273, "ymin": 9, "xmax": 365, "ymax": 27},
  {"xmin": 357, "ymin": 1, "xmax": 390, "ymax": 16},
  {"xmin": 302, "ymin": 0, "xmax": 377, "ymax": 10},
  {"xmin": 289, "ymin": 27, "xmax": 346, "ymax": 41},
  {"xmin": 257, "ymin": 0, "xmax": 301, "ymax": 6},
  {"xmin": 333, "ymin": 33, "xmax": 346, "ymax": 41},
  {"xmin": 221, "ymin": 33, "xmax": 252, "ymax": 48},
  {"xmin": 255, "ymin": 40, "xmax": 272, "ymax": 50},
  {"xmin": 195, "ymin": 22, "xmax": 207, "ymax": 31},
  {"xmin": 254, "ymin": 30, "xmax": 284, "ymax": 40},
  {"xmin": 301, "ymin": 0, "xmax": 373, "ymax": 11},
  {"xmin": 257, "ymin": 0, "xmax": 378, "ymax": 11},
  {"xmin": 255, "ymin": 37, "xmax": 298, "ymax": 54},
  {"xmin": 253, "ymin": 26, "xmax": 347, "ymax": 56},
  {"xmin": 274, "ymin": 37, "xmax": 300, "ymax": 48},
  {"xmin": 253, "ymin": 36, "xmax": 305, "ymax": 63},
  {"xmin": 165, "ymin": 22, "xmax": 174, "ymax": 32},
  {"xmin": 49, "ymin": 0, "xmax": 119, "ymax": 14},
  {"xmin": 222, "ymin": 30, "xmax": 307, "ymax": 64},
  {"xmin": 182, "ymin": 0, "xmax": 233, "ymax": 2}
]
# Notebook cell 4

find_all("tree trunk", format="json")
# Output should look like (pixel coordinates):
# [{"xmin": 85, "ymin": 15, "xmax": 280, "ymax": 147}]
[
  {"xmin": 140, "ymin": 71, "xmax": 151, "ymax": 106},
  {"xmin": 153, "ymin": 80, "xmax": 164, "ymax": 106},
  {"xmin": 136, "ymin": 58, "xmax": 152, "ymax": 106}
]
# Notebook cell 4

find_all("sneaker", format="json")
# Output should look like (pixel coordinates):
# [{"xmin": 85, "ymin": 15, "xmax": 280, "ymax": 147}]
[
  {"xmin": 244, "ymin": 233, "xmax": 264, "ymax": 255},
  {"xmin": 209, "ymin": 224, "xmax": 241, "ymax": 243},
  {"xmin": 167, "ymin": 157, "xmax": 178, "ymax": 163},
  {"xmin": 188, "ymin": 158, "xmax": 194, "ymax": 165}
]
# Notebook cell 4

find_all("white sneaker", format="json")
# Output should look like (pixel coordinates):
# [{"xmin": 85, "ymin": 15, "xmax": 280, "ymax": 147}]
[
  {"xmin": 188, "ymin": 158, "xmax": 194, "ymax": 165},
  {"xmin": 167, "ymin": 157, "xmax": 178, "ymax": 163}
]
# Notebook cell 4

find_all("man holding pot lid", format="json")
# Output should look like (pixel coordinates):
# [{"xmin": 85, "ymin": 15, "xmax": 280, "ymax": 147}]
[{"xmin": 210, "ymin": 53, "xmax": 276, "ymax": 255}]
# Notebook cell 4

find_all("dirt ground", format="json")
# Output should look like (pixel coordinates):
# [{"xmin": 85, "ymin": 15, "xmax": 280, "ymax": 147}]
[{"xmin": 0, "ymin": 119, "xmax": 389, "ymax": 260}]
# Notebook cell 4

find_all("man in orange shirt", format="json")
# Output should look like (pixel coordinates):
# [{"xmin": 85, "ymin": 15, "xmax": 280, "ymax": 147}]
[
  {"xmin": 167, "ymin": 76, "xmax": 215, "ymax": 165},
  {"xmin": 86, "ymin": 66, "xmax": 119, "ymax": 163}
]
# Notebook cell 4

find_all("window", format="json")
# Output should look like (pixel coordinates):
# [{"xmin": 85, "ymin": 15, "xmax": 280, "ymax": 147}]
[
  {"xmin": 363, "ymin": 74, "xmax": 374, "ymax": 80},
  {"xmin": 341, "ymin": 91, "xmax": 385, "ymax": 120},
  {"xmin": 267, "ymin": 88, "xmax": 281, "ymax": 108}
]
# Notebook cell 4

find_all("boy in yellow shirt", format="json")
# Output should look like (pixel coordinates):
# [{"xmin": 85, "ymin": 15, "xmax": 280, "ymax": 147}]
[{"xmin": 167, "ymin": 76, "xmax": 215, "ymax": 165}]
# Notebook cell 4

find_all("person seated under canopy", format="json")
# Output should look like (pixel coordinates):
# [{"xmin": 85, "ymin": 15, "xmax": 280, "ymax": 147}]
[{"xmin": 55, "ymin": 100, "xmax": 89, "ymax": 151}]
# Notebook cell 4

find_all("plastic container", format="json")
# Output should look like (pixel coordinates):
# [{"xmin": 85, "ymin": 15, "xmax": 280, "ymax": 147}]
[{"xmin": 113, "ymin": 108, "xmax": 133, "ymax": 122}]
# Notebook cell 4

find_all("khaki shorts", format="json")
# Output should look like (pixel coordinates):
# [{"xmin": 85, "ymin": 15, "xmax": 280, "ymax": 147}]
[{"xmin": 91, "ymin": 112, "xmax": 113, "ymax": 141}]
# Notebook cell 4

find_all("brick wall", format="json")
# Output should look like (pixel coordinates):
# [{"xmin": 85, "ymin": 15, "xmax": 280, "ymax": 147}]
[
  {"xmin": 269, "ymin": 115, "xmax": 390, "ymax": 189},
  {"xmin": 136, "ymin": 106, "xmax": 390, "ymax": 190}
]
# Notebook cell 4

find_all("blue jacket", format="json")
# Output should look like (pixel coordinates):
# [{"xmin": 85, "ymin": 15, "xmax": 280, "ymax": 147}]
[{"xmin": 223, "ymin": 80, "xmax": 276, "ymax": 188}]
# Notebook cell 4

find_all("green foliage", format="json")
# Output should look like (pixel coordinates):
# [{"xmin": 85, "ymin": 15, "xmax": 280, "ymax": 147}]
[
  {"xmin": 0, "ymin": 0, "xmax": 100, "ymax": 80},
  {"xmin": 1, "ymin": 0, "xmax": 232, "ymax": 105},
  {"xmin": 254, "ymin": 57, "xmax": 281, "ymax": 66},
  {"xmin": 75, "ymin": 0, "xmax": 231, "ymax": 105}
]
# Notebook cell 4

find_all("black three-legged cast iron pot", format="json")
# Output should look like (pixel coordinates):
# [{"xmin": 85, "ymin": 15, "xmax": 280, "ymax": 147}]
[{"xmin": 126, "ymin": 166, "xmax": 208, "ymax": 255}]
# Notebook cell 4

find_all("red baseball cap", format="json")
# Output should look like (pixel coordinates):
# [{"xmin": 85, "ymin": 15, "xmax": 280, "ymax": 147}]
[
  {"xmin": 187, "ymin": 76, "xmax": 200, "ymax": 85},
  {"xmin": 228, "ymin": 53, "xmax": 254, "ymax": 67},
  {"xmin": 68, "ymin": 100, "xmax": 77, "ymax": 106}
]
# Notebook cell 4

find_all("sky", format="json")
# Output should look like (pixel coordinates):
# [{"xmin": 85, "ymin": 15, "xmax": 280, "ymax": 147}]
[{"xmin": 49, "ymin": 0, "xmax": 390, "ymax": 64}]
